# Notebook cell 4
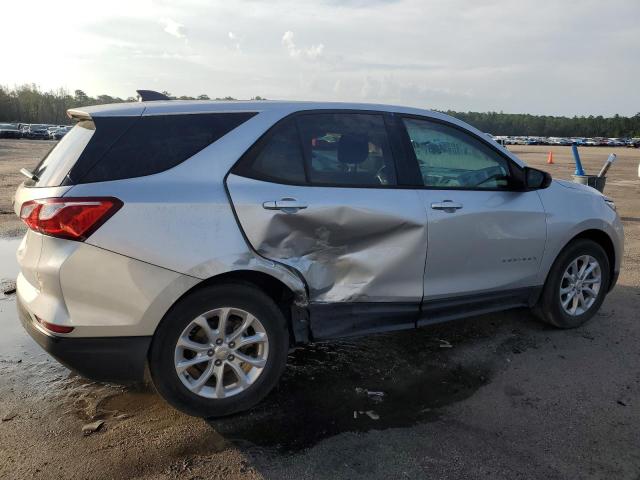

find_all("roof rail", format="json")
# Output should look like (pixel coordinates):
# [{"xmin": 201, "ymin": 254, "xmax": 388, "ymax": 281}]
[{"xmin": 136, "ymin": 90, "xmax": 171, "ymax": 102}]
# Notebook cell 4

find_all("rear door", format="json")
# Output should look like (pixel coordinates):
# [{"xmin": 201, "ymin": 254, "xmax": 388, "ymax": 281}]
[
  {"xmin": 398, "ymin": 116, "xmax": 547, "ymax": 309},
  {"xmin": 226, "ymin": 111, "xmax": 428, "ymax": 310}
]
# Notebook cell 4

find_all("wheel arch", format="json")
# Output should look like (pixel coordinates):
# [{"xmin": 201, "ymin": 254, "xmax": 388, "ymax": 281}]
[
  {"xmin": 160, "ymin": 270, "xmax": 311, "ymax": 346},
  {"xmin": 549, "ymin": 228, "xmax": 616, "ymax": 292}
]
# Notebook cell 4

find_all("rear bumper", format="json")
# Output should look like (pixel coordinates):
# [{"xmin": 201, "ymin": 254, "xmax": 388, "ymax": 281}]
[{"xmin": 18, "ymin": 296, "xmax": 151, "ymax": 383}]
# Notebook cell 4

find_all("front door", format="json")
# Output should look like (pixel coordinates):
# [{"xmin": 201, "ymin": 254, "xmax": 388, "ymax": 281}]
[{"xmin": 399, "ymin": 116, "xmax": 547, "ymax": 302}]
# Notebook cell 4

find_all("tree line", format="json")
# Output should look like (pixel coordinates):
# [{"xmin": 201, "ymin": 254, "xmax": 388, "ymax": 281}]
[
  {"xmin": 444, "ymin": 110, "xmax": 640, "ymax": 138},
  {"xmin": 1, "ymin": 84, "xmax": 638, "ymax": 137}
]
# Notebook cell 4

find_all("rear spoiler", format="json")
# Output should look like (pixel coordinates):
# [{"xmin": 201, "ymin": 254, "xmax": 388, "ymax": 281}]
[{"xmin": 66, "ymin": 108, "xmax": 92, "ymax": 121}]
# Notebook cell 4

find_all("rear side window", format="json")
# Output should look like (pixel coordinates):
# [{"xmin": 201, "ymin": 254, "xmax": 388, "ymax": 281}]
[
  {"xmin": 296, "ymin": 113, "xmax": 397, "ymax": 187},
  {"xmin": 233, "ymin": 118, "xmax": 306, "ymax": 184},
  {"xmin": 78, "ymin": 112, "xmax": 256, "ymax": 183},
  {"xmin": 233, "ymin": 112, "xmax": 398, "ymax": 187}
]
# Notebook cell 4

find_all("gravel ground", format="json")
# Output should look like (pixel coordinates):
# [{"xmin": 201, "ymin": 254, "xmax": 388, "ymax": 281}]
[{"xmin": 0, "ymin": 139, "xmax": 638, "ymax": 479}]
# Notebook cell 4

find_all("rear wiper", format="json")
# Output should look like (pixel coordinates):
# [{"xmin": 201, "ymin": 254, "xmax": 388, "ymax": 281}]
[{"xmin": 20, "ymin": 168, "xmax": 39, "ymax": 182}]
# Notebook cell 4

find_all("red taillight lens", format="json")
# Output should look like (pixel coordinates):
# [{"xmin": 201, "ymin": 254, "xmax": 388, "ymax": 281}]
[
  {"xmin": 35, "ymin": 316, "xmax": 74, "ymax": 334},
  {"xmin": 20, "ymin": 197, "xmax": 122, "ymax": 241}
]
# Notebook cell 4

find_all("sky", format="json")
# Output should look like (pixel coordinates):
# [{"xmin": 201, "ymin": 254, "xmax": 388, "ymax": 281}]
[{"xmin": 2, "ymin": 0, "xmax": 639, "ymax": 116}]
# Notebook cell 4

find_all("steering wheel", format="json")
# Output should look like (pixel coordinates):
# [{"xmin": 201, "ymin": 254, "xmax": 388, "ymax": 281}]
[
  {"xmin": 376, "ymin": 165, "xmax": 389, "ymax": 185},
  {"xmin": 458, "ymin": 166, "xmax": 506, "ymax": 187}
]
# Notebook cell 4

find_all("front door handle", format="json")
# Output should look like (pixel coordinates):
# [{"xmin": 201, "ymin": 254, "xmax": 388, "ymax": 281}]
[
  {"xmin": 262, "ymin": 198, "xmax": 308, "ymax": 211},
  {"xmin": 431, "ymin": 200, "xmax": 463, "ymax": 212}
]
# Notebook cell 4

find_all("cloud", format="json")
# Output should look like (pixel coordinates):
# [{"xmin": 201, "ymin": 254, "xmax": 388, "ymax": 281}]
[
  {"xmin": 228, "ymin": 31, "xmax": 242, "ymax": 51},
  {"xmin": 282, "ymin": 31, "xmax": 324, "ymax": 60},
  {"xmin": 160, "ymin": 18, "xmax": 187, "ymax": 40}
]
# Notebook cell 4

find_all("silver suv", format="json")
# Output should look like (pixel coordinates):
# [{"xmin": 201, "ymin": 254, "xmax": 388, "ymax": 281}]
[{"xmin": 14, "ymin": 98, "xmax": 623, "ymax": 417}]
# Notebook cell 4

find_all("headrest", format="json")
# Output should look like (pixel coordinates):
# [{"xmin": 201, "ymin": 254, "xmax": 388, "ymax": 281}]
[{"xmin": 337, "ymin": 133, "xmax": 369, "ymax": 164}]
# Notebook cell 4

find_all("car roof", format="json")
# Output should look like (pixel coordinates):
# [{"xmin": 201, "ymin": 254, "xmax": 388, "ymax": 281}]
[
  {"xmin": 67, "ymin": 100, "xmax": 527, "ymax": 168},
  {"xmin": 69, "ymin": 99, "xmax": 440, "ymax": 119}
]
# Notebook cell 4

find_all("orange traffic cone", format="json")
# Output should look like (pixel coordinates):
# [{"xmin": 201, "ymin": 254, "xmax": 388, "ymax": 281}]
[{"xmin": 547, "ymin": 152, "xmax": 554, "ymax": 164}]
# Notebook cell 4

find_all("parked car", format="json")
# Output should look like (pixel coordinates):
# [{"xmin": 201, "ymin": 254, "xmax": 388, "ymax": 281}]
[
  {"xmin": 23, "ymin": 124, "xmax": 50, "ymax": 139},
  {"xmin": 0, "ymin": 123, "xmax": 21, "ymax": 139},
  {"xmin": 13, "ymin": 99, "xmax": 623, "ymax": 418},
  {"xmin": 50, "ymin": 126, "xmax": 71, "ymax": 140}
]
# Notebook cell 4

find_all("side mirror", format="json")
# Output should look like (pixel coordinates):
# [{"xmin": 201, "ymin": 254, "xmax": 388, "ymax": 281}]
[{"xmin": 524, "ymin": 167, "xmax": 552, "ymax": 190}]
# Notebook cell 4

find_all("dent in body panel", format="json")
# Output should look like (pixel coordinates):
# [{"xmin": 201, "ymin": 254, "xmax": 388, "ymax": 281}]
[
  {"xmin": 68, "ymin": 173, "xmax": 309, "ymax": 305},
  {"xmin": 227, "ymin": 175, "xmax": 428, "ymax": 303},
  {"xmin": 253, "ymin": 206, "xmax": 425, "ymax": 301}
]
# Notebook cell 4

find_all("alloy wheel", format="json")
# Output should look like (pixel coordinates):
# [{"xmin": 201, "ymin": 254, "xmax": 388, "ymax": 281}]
[
  {"xmin": 174, "ymin": 307, "xmax": 269, "ymax": 399},
  {"xmin": 559, "ymin": 255, "xmax": 602, "ymax": 316}
]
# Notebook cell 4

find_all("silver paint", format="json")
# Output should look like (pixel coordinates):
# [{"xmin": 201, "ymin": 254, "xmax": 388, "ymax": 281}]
[
  {"xmin": 14, "ymin": 100, "xmax": 623, "ymax": 342},
  {"xmin": 418, "ymin": 189, "xmax": 547, "ymax": 299},
  {"xmin": 227, "ymin": 174, "xmax": 428, "ymax": 303}
]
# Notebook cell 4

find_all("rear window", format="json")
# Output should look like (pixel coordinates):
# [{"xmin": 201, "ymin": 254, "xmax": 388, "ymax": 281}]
[
  {"xmin": 29, "ymin": 112, "xmax": 256, "ymax": 187},
  {"xmin": 30, "ymin": 120, "xmax": 96, "ymax": 187},
  {"xmin": 79, "ymin": 112, "xmax": 256, "ymax": 183}
]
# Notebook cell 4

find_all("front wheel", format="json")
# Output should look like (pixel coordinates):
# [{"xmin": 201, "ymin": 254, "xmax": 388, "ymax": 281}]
[
  {"xmin": 535, "ymin": 239, "xmax": 610, "ymax": 329},
  {"xmin": 149, "ymin": 283, "xmax": 289, "ymax": 417}
]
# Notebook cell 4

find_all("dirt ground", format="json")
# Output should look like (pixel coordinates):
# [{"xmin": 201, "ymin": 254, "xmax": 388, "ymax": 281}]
[{"xmin": 0, "ymin": 139, "xmax": 639, "ymax": 479}]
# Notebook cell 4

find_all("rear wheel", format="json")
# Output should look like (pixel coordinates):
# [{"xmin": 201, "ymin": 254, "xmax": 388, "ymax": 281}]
[
  {"xmin": 149, "ymin": 283, "xmax": 289, "ymax": 417},
  {"xmin": 535, "ymin": 239, "xmax": 610, "ymax": 328}
]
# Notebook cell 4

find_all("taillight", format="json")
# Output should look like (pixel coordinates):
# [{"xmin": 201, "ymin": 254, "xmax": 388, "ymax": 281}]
[
  {"xmin": 19, "ymin": 197, "xmax": 122, "ymax": 241},
  {"xmin": 35, "ymin": 316, "xmax": 74, "ymax": 334}
]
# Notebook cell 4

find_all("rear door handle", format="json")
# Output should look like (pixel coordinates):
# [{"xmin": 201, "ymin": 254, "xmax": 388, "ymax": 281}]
[
  {"xmin": 262, "ymin": 198, "xmax": 308, "ymax": 211},
  {"xmin": 431, "ymin": 200, "xmax": 463, "ymax": 212}
]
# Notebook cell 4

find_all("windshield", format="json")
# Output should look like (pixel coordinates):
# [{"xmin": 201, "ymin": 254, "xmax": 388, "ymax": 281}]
[
  {"xmin": 30, "ymin": 120, "xmax": 95, "ymax": 187},
  {"xmin": 0, "ymin": 124, "xmax": 18, "ymax": 130}
]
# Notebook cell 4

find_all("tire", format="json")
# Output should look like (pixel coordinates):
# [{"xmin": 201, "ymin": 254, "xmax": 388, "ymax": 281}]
[
  {"xmin": 149, "ymin": 283, "xmax": 289, "ymax": 418},
  {"xmin": 534, "ymin": 239, "xmax": 610, "ymax": 328}
]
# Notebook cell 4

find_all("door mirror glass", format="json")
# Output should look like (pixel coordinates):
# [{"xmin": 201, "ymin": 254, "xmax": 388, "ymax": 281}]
[{"xmin": 524, "ymin": 167, "xmax": 552, "ymax": 190}]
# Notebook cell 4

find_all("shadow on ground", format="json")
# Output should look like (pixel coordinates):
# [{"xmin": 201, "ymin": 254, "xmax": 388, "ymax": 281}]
[{"xmin": 206, "ymin": 308, "xmax": 545, "ymax": 452}]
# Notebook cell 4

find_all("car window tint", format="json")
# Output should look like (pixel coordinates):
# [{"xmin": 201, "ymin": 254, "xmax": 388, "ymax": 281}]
[
  {"xmin": 296, "ymin": 113, "xmax": 397, "ymax": 187},
  {"xmin": 79, "ymin": 112, "xmax": 256, "ymax": 183},
  {"xmin": 403, "ymin": 118, "xmax": 511, "ymax": 189},
  {"xmin": 234, "ymin": 118, "xmax": 306, "ymax": 183}
]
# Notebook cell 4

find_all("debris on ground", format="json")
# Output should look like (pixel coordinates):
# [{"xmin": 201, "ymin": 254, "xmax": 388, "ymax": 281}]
[
  {"xmin": 1, "ymin": 279, "xmax": 16, "ymax": 296},
  {"xmin": 365, "ymin": 410, "xmax": 380, "ymax": 420},
  {"xmin": 82, "ymin": 420, "xmax": 105, "ymax": 436},
  {"xmin": 353, "ymin": 410, "xmax": 380, "ymax": 420},
  {"xmin": 2, "ymin": 411, "xmax": 17, "ymax": 422},
  {"xmin": 438, "ymin": 339, "xmax": 453, "ymax": 348},
  {"xmin": 355, "ymin": 387, "xmax": 386, "ymax": 402}
]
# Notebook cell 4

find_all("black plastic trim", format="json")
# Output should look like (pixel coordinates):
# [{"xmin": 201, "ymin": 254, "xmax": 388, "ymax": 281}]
[
  {"xmin": 418, "ymin": 287, "xmax": 538, "ymax": 327},
  {"xmin": 309, "ymin": 302, "xmax": 419, "ymax": 340},
  {"xmin": 307, "ymin": 287, "xmax": 542, "ymax": 340},
  {"xmin": 18, "ymin": 298, "xmax": 151, "ymax": 383},
  {"xmin": 136, "ymin": 89, "xmax": 171, "ymax": 101}
]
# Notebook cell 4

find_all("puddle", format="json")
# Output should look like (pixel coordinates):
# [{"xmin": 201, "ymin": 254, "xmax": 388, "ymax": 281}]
[
  {"xmin": 0, "ymin": 237, "xmax": 42, "ymax": 361},
  {"xmin": 0, "ymin": 237, "xmax": 21, "ymax": 280},
  {"xmin": 209, "ymin": 330, "xmax": 492, "ymax": 452}
]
